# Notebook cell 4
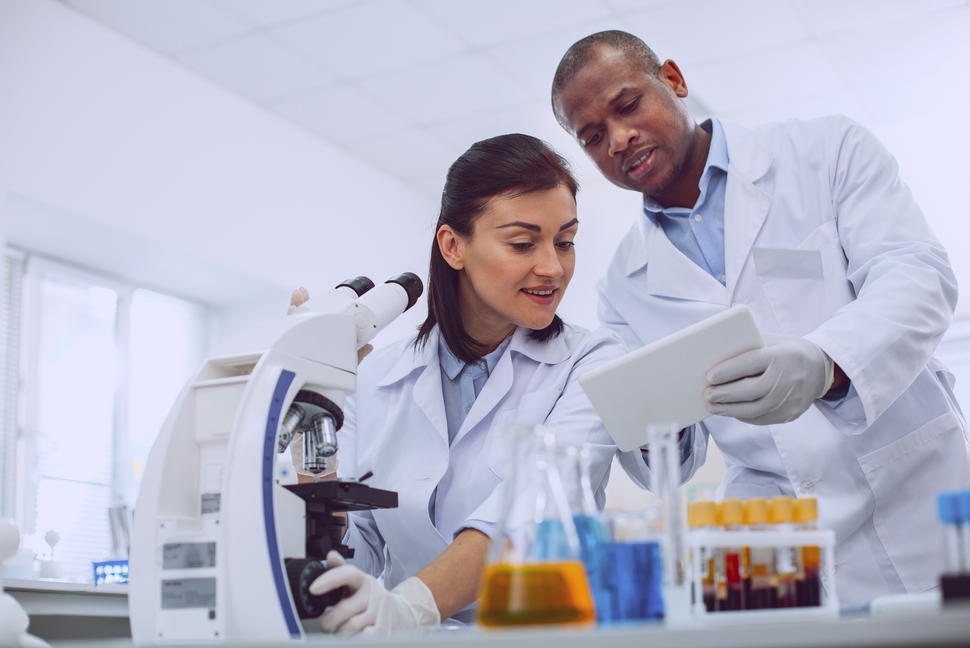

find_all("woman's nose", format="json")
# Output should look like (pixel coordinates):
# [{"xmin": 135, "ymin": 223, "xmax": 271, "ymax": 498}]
[{"xmin": 534, "ymin": 244, "xmax": 564, "ymax": 279}]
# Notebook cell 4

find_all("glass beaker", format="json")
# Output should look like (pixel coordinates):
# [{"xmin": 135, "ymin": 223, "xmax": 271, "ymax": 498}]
[
  {"xmin": 477, "ymin": 424, "xmax": 596, "ymax": 627},
  {"xmin": 595, "ymin": 510, "xmax": 665, "ymax": 623}
]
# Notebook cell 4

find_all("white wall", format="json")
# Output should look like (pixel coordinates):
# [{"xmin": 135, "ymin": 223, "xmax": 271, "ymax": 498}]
[{"xmin": 0, "ymin": 0, "xmax": 437, "ymax": 342}]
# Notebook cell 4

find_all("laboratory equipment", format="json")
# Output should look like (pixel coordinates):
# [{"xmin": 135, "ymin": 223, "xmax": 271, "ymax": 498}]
[
  {"xmin": 742, "ymin": 498, "xmax": 773, "ymax": 610},
  {"xmin": 0, "ymin": 518, "xmax": 50, "ymax": 647},
  {"xmin": 687, "ymin": 496, "xmax": 838, "ymax": 625},
  {"xmin": 687, "ymin": 502, "xmax": 717, "ymax": 612},
  {"xmin": 597, "ymin": 511, "xmax": 664, "ymax": 622},
  {"xmin": 938, "ymin": 489, "xmax": 970, "ymax": 604},
  {"xmin": 793, "ymin": 498, "xmax": 821, "ymax": 607},
  {"xmin": 716, "ymin": 500, "xmax": 744, "ymax": 611},
  {"xmin": 129, "ymin": 273, "xmax": 422, "ymax": 644},
  {"xmin": 478, "ymin": 424, "xmax": 595, "ymax": 627},
  {"xmin": 579, "ymin": 306, "xmax": 763, "ymax": 451}
]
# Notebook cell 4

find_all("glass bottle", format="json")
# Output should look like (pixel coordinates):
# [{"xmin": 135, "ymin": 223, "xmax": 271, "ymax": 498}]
[
  {"xmin": 477, "ymin": 424, "xmax": 596, "ymax": 627},
  {"xmin": 793, "ymin": 498, "xmax": 821, "ymax": 607},
  {"xmin": 743, "ymin": 498, "xmax": 773, "ymax": 610}
]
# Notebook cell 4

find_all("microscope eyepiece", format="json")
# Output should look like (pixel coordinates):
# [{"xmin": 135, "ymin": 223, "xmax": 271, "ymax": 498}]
[
  {"xmin": 336, "ymin": 276, "xmax": 375, "ymax": 297},
  {"xmin": 385, "ymin": 272, "xmax": 423, "ymax": 311}
]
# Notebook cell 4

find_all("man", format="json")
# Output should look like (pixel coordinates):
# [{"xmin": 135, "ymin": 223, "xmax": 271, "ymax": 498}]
[{"xmin": 552, "ymin": 30, "xmax": 969, "ymax": 606}]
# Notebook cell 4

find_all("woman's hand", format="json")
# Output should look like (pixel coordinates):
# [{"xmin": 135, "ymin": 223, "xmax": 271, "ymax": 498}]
[
  {"xmin": 310, "ymin": 551, "xmax": 440, "ymax": 635},
  {"xmin": 286, "ymin": 286, "xmax": 373, "ymax": 363}
]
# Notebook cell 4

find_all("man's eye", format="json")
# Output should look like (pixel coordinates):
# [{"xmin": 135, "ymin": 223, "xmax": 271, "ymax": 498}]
[
  {"xmin": 585, "ymin": 133, "xmax": 601, "ymax": 147},
  {"xmin": 621, "ymin": 99, "xmax": 639, "ymax": 113}
]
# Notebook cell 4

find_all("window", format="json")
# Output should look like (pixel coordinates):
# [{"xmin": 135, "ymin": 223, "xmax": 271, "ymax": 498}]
[{"xmin": 2, "ymin": 250, "xmax": 208, "ymax": 580}]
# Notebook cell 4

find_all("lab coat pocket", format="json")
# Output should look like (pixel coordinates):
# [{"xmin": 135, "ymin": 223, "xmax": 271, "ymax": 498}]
[
  {"xmin": 486, "ymin": 390, "xmax": 562, "ymax": 479},
  {"xmin": 858, "ymin": 410, "xmax": 969, "ymax": 593},
  {"xmin": 752, "ymin": 248, "xmax": 824, "ymax": 279}
]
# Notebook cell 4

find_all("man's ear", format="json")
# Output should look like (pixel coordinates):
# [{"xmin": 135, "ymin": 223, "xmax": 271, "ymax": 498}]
[
  {"xmin": 437, "ymin": 225, "xmax": 465, "ymax": 270},
  {"xmin": 659, "ymin": 59, "xmax": 689, "ymax": 98}
]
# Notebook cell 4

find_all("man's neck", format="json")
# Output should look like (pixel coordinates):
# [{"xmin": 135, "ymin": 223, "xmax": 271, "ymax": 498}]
[{"xmin": 649, "ymin": 124, "xmax": 712, "ymax": 210}]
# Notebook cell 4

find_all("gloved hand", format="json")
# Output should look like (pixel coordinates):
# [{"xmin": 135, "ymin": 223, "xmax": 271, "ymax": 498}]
[
  {"xmin": 704, "ymin": 333, "xmax": 835, "ymax": 425},
  {"xmin": 311, "ymin": 551, "xmax": 440, "ymax": 636}
]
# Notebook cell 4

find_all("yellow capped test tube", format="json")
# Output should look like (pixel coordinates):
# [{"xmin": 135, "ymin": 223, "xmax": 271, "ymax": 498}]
[
  {"xmin": 743, "ymin": 498, "xmax": 773, "ymax": 609},
  {"xmin": 769, "ymin": 496, "xmax": 796, "ymax": 608},
  {"xmin": 688, "ymin": 502, "xmax": 717, "ymax": 612},
  {"xmin": 793, "ymin": 498, "xmax": 821, "ymax": 607}
]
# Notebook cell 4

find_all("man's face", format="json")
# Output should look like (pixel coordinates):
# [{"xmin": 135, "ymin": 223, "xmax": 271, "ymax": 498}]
[{"xmin": 554, "ymin": 48, "xmax": 696, "ymax": 198}]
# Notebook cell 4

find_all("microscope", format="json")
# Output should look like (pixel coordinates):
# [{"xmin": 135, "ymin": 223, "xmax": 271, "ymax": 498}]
[{"xmin": 128, "ymin": 273, "xmax": 421, "ymax": 644}]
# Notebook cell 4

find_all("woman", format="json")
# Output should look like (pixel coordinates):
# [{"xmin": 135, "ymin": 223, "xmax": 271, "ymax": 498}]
[{"xmin": 290, "ymin": 134, "xmax": 653, "ymax": 634}]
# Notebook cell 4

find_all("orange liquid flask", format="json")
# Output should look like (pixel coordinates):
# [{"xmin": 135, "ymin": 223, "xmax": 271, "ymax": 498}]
[
  {"xmin": 478, "ymin": 562, "xmax": 596, "ymax": 626},
  {"xmin": 477, "ymin": 424, "xmax": 596, "ymax": 628}
]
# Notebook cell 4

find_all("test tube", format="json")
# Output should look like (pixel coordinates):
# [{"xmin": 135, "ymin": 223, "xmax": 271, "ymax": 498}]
[
  {"xmin": 743, "ymin": 498, "xmax": 773, "ymax": 610},
  {"xmin": 687, "ymin": 502, "xmax": 717, "ymax": 613},
  {"xmin": 769, "ymin": 497, "xmax": 797, "ymax": 608},
  {"xmin": 793, "ymin": 498, "xmax": 821, "ymax": 607},
  {"xmin": 646, "ymin": 424, "xmax": 689, "ymax": 622},
  {"xmin": 718, "ymin": 499, "xmax": 745, "ymax": 611}
]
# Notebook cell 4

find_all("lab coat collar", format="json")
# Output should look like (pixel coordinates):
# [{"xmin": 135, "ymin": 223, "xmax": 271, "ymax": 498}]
[
  {"xmin": 622, "ymin": 119, "xmax": 775, "ymax": 305},
  {"xmin": 507, "ymin": 323, "xmax": 572, "ymax": 365},
  {"xmin": 375, "ymin": 330, "xmax": 438, "ymax": 388}
]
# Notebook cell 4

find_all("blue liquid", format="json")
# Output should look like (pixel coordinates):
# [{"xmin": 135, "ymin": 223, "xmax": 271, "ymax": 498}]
[{"xmin": 595, "ymin": 541, "xmax": 664, "ymax": 623}]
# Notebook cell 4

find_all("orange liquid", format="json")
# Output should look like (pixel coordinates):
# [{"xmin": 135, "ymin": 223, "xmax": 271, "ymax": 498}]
[{"xmin": 477, "ymin": 562, "xmax": 596, "ymax": 627}]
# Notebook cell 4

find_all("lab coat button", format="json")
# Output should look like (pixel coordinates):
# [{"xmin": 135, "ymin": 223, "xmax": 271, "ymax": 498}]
[
  {"xmin": 465, "ymin": 405, "xmax": 471, "ymax": 413},
  {"xmin": 721, "ymin": 274, "xmax": 727, "ymax": 282},
  {"xmin": 693, "ymin": 214, "xmax": 702, "ymax": 222},
  {"xmin": 800, "ymin": 480, "xmax": 816, "ymax": 494}
]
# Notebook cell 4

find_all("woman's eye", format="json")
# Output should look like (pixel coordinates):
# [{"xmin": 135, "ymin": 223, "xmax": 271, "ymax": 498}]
[
  {"xmin": 511, "ymin": 242, "xmax": 533, "ymax": 251},
  {"xmin": 557, "ymin": 241, "xmax": 575, "ymax": 252}
]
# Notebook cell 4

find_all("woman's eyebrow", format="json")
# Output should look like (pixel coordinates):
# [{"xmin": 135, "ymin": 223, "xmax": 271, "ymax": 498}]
[{"xmin": 496, "ymin": 218, "xmax": 579, "ymax": 233}]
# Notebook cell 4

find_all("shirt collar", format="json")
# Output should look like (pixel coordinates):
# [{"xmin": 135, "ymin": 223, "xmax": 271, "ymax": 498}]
[
  {"xmin": 437, "ymin": 334, "xmax": 511, "ymax": 380},
  {"xmin": 642, "ymin": 117, "xmax": 730, "ymax": 220}
]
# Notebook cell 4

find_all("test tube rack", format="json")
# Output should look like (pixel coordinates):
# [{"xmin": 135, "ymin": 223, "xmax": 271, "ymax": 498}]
[{"xmin": 686, "ymin": 529, "xmax": 838, "ymax": 626}]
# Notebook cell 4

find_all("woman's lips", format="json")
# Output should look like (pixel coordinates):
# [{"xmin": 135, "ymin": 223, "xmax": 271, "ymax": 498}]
[{"xmin": 521, "ymin": 288, "xmax": 556, "ymax": 305}]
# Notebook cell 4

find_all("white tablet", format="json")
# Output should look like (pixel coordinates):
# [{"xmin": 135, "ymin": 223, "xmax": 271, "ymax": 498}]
[{"xmin": 579, "ymin": 306, "xmax": 763, "ymax": 452}]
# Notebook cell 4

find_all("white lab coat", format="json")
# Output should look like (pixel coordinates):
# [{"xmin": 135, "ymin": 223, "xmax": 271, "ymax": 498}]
[
  {"xmin": 337, "ymin": 323, "xmax": 652, "ymax": 599},
  {"xmin": 598, "ymin": 115, "xmax": 970, "ymax": 607}
]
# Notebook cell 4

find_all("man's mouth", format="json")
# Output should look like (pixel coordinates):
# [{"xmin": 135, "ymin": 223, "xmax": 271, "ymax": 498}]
[{"xmin": 625, "ymin": 148, "xmax": 656, "ymax": 178}]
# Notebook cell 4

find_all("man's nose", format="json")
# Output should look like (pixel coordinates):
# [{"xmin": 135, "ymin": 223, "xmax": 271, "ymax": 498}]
[{"xmin": 608, "ymin": 122, "xmax": 637, "ymax": 158}]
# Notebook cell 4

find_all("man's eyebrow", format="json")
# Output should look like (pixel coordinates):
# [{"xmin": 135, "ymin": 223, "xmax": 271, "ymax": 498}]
[
  {"xmin": 496, "ymin": 221, "xmax": 541, "ymax": 232},
  {"xmin": 559, "ymin": 218, "xmax": 579, "ymax": 231},
  {"xmin": 576, "ymin": 87, "xmax": 632, "ymax": 139}
]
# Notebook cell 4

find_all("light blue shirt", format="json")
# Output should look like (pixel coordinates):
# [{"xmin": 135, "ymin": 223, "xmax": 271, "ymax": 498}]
[
  {"xmin": 430, "ymin": 335, "xmax": 512, "ymax": 536},
  {"xmin": 643, "ymin": 118, "xmax": 729, "ymax": 286}
]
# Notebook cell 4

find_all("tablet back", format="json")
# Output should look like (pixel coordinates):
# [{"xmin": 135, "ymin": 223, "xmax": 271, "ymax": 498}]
[{"xmin": 579, "ymin": 306, "xmax": 763, "ymax": 452}]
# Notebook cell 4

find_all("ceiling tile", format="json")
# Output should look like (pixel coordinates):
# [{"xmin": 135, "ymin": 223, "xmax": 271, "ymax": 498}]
[
  {"xmin": 687, "ymin": 40, "xmax": 843, "ymax": 114},
  {"xmin": 793, "ymin": 0, "xmax": 967, "ymax": 36},
  {"xmin": 621, "ymin": 0, "xmax": 813, "ymax": 66},
  {"xmin": 357, "ymin": 54, "xmax": 532, "ymax": 124},
  {"xmin": 61, "ymin": 0, "xmax": 251, "ymax": 54},
  {"xmin": 341, "ymin": 129, "xmax": 461, "ymax": 187},
  {"xmin": 717, "ymin": 88, "xmax": 872, "ymax": 127},
  {"xmin": 207, "ymin": 0, "xmax": 357, "ymax": 27},
  {"xmin": 177, "ymin": 33, "xmax": 335, "ymax": 103},
  {"xmin": 431, "ymin": 101, "xmax": 571, "ymax": 154},
  {"xmin": 272, "ymin": 84, "xmax": 412, "ymax": 144},
  {"xmin": 272, "ymin": 0, "xmax": 467, "ymax": 80},
  {"xmin": 820, "ymin": 6, "xmax": 970, "ymax": 88},
  {"xmin": 485, "ymin": 17, "xmax": 626, "ymax": 100},
  {"xmin": 412, "ymin": 0, "xmax": 615, "ymax": 48}
]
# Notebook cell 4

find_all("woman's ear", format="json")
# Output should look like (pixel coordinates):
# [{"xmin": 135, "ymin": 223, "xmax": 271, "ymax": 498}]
[{"xmin": 437, "ymin": 225, "xmax": 465, "ymax": 270}]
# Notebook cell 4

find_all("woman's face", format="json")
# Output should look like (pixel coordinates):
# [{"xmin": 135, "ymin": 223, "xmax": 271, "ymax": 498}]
[{"xmin": 439, "ymin": 184, "xmax": 578, "ymax": 347}]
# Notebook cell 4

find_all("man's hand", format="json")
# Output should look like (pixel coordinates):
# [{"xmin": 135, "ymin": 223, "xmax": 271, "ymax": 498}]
[
  {"xmin": 311, "ymin": 551, "xmax": 440, "ymax": 635},
  {"xmin": 704, "ymin": 333, "xmax": 835, "ymax": 425}
]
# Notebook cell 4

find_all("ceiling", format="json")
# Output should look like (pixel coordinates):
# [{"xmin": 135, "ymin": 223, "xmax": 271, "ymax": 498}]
[{"xmin": 57, "ymin": 0, "xmax": 970, "ymax": 199}]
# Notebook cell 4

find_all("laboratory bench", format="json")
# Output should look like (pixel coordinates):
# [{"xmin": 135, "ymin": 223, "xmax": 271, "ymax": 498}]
[
  {"xmin": 6, "ymin": 578, "xmax": 131, "ymax": 642},
  {"xmin": 40, "ymin": 605, "xmax": 970, "ymax": 648}
]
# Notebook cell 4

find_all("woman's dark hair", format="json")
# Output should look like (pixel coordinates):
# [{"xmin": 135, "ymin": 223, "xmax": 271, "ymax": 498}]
[{"xmin": 415, "ymin": 133, "xmax": 579, "ymax": 364}]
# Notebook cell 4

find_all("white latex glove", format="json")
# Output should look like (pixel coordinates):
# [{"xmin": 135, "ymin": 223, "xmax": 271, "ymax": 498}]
[
  {"xmin": 704, "ymin": 333, "xmax": 835, "ymax": 425},
  {"xmin": 286, "ymin": 287, "xmax": 310, "ymax": 315},
  {"xmin": 310, "ymin": 551, "xmax": 440, "ymax": 636}
]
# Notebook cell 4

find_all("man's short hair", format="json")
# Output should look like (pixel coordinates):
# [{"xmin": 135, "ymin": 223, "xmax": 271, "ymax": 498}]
[{"xmin": 551, "ymin": 30, "xmax": 662, "ymax": 110}]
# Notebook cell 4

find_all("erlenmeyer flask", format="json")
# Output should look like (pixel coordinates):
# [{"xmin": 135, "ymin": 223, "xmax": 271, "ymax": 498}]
[{"xmin": 477, "ymin": 424, "xmax": 596, "ymax": 627}]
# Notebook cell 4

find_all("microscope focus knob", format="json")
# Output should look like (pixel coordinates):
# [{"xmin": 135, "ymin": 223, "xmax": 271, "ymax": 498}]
[{"xmin": 284, "ymin": 558, "xmax": 349, "ymax": 619}]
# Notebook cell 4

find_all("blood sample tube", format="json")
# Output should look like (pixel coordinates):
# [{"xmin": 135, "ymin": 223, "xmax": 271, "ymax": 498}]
[
  {"xmin": 793, "ymin": 498, "xmax": 821, "ymax": 607},
  {"xmin": 719, "ymin": 499, "xmax": 745, "ymax": 611},
  {"xmin": 688, "ymin": 501, "xmax": 717, "ymax": 613},
  {"xmin": 769, "ymin": 496, "xmax": 797, "ymax": 608},
  {"xmin": 743, "ymin": 498, "xmax": 772, "ymax": 610}
]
